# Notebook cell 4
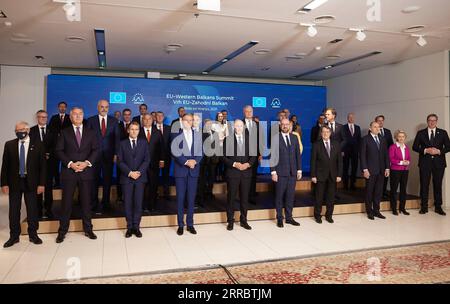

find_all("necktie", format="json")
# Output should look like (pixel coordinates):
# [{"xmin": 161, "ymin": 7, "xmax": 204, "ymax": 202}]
[
  {"xmin": 285, "ymin": 134, "xmax": 290, "ymax": 147},
  {"xmin": 40, "ymin": 127, "xmax": 46, "ymax": 142},
  {"xmin": 325, "ymin": 141, "xmax": 331, "ymax": 157},
  {"xmin": 76, "ymin": 127, "xmax": 82, "ymax": 147},
  {"xmin": 430, "ymin": 130, "xmax": 435, "ymax": 145},
  {"xmin": 238, "ymin": 135, "xmax": 243, "ymax": 146},
  {"xmin": 132, "ymin": 139, "xmax": 136, "ymax": 150},
  {"xmin": 375, "ymin": 136, "xmax": 380, "ymax": 149},
  {"xmin": 19, "ymin": 141, "xmax": 25, "ymax": 177},
  {"xmin": 350, "ymin": 124, "xmax": 354, "ymax": 136},
  {"xmin": 381, "ymin": 129, "xmax": 384, "ymax": 137},
  {"xmin": 60, "ymin": 114, "xmax": 64, "ymax": 125},
  {"xmin": 146, "ymin": 129, "xmax": 151, "ymax": 143},
  {"xmin": 101, "ymin": 117, "xmax": 106, "ymax": 137}
]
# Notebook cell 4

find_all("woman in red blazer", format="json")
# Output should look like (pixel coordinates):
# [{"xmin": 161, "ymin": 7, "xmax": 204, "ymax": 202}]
[{"xmin": 389, "ymin": 130, "xmax": 411, "ymax": 215}]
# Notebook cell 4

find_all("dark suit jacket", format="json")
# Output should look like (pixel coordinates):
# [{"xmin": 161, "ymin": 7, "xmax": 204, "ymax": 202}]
[
  {"xmin": 171, "ymin": 130, "xmax": 203, "ymax": 178},
  {"xmin": 412, "ymin": 128, "xmax": 450, "ymax": 169},
  {"xmin": 55, "ymin": 126, "xmax": 100, "ymax": 181},
  {"xmin": 49, "ymin": 113, "xmax": 71, "ymax": 135},
  {"xmin": 138, "ymin": 127, "xmax": 164, "ymax": 170},
  {"xmin": 117, "ymin": 138, "xmax": 150, "ymax": 184},
  {"xmin": 342, "ymin": 124, "xmax": 362, "ymax": 155},
  {"xmin": 310, "ymin": 125, "xmax": 322, "ymax": 144},
  {"xmin": 270, "ymin": 133, "xmax": 302, "ymax": 177},
  {"xmin": 118, "ymin": 121, "xmax": 131, "ymax": 141},
  {"xmin": 329, "ymin": 122, "xmax": 344, "ymax": 145},
  {"xmin": 368, "ymin": 128, "xmax": 394, "ymax": 147},
  {"xmin": 202, "ymin": 130, "xmax": 220, "ymax": 165},
  {"xmin": 310, "ymin": 140, "xmax": 343, "ymax": 181},
  {"xmin": 360, "ymin": 134, "xmax": 389, "ymax": 175},
  {"xmin": 86, "ymin": 115, "xmax": 120, "ymax": 159},
  {"xmin": 243, "ymin": 118, "xmax": 264, "ymax": 157},
  {"xmin": 222, "ymin": 132, "xmax": 257, "ymax": 178},
  {"xmin": 29, "ymin": 125, "xmax": 56, "ymax": 156},
  {"xmin": 132, "ymin": 115, "xmax": 143, "ymax": 126},
  {"xmin": 1, "ymin": 138, "xmax": 46, "ymax": 192}
]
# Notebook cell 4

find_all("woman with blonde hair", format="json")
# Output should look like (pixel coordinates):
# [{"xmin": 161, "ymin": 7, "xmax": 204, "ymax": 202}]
[{"xmin": 389, "ymin": 130, "xmax": 411, "ymax": 215}]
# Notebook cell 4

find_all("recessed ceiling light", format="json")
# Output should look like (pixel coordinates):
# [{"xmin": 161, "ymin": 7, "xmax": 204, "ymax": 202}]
[
  {"xmin": 314, "ymin": 15, "xmax": 335, "ymax": 24},
  {"xmin": 326, "ymin": 55, "xmax": 341, "ymax": 60},
  {"xmin": 253, "ymin": 49, "xmax": 271, "ymax": 55},
  {"xmin": 402, "ymin": 25, "xmax": 426, "ymax": 33},
  {"xmin": 35, "ymin": 55, "xmax": 44, "ymax": 61},
  {"xmin": 4, "ymin": 21, "xmax": 12, "ymax": 27},
  {"xmin": 202, "ymin": 71, "xmax": 209, "ymax": 75},
  {"xmin": 315, "ymin": 46, "xmax": 322, "ymax": 51},
  {"xmin": 260, "ymin": 67, "xmax": 271, "ymax": 71},
  {"xmin": 12, "ymin": 33, "xmax": 28, "ymax": 38},
  {"xmin": 402, "ymin": 6, "xmax": 421, "ymax": 14},
  {"xmin": 295, "ymin": 52, "xmax": 308, "ymax": 57},
  {"xmin": 285, "ymin": 56, "xmax": 304, "ymax": 61},
  {"xmin": 65, "ymin": 36, "xmax": 85, "ymax": 43},
  {"xmin": 324, "ymin": 65, "xmax": 333, "ymax": 69},
  {"xmin": 10, "ymin": 37, "xmax": 35, "ymax": 44},
  {"xmin": 329, "ymin": 38, "xmax": 343, "ymax": 44}
]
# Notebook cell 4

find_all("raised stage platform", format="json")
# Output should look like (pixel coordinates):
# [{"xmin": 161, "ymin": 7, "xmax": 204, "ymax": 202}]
[{"xmin": 21, "ymin": 177, "xmax": 421, "ymax": 234}]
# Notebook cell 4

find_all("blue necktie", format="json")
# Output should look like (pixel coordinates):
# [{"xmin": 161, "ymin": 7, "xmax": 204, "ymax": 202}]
[{"xmin": 19, "ymin": 141, "xmax": 25, "ymax": 177}]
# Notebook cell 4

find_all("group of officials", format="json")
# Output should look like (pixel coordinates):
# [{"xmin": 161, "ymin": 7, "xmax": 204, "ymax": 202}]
[{"xmin": 1, "ymin": 100, "xmax": 449, "ymax": 248}]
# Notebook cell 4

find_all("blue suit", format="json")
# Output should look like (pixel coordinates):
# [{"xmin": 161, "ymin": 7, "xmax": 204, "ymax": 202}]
[
  {"xmin": 118, "ymin": 138, "xmax": 149, "ymax": 229},
  {"xmin": 171, "ymin": 129, "xmax": 203, "ymax": 227},
  {"xmin": 87, "ymin": 115, "xmax": 120, "ymax": 210}
]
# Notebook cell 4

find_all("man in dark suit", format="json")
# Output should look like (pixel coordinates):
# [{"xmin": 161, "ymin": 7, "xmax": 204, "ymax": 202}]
[
  {"xmin": 170, "ymin": 107, "xmax": 186, "ymax": 132},
  {"xmin": 197, "ymin": 119, "xmax": 220, "ymax": 206},
  {"xmin": 374, "ymin": 115, "xmax": 394, "ymax": 199},
  {"xmin": 360, "ymin": 121, "xmax": 390, "ymax": 220},
  {"xmin": 311, "ymin": 126, "xmax": 343, "ymax": 224},
  {"xmin": 48, "ymin": 101, "xmax": 72, "ymax": 187},
  {"xmin": 55, "ymin": 107, "xmax": 100, "ymax": 243},
  {"xmin": 311, "ymin": 114, "xmax": 325, "ymax": 144},
  {"xmin": 412, "ymin": 114, "xmax": 450, "ymax": 215},
  {"xmin": 171, "ymin": 113, "xmax": 202, "ymax": 236},
  {"xmin": 139, "ymin": 113, "xmax": 164, "ymax": 213},
  {"xmin": 118, "ymin": 121, "xmax": 150, "ymax": 238},
  {"xmin": 132, "ymin": 104, "xmax": 148, "ymax": 127},
  {"xmin": 87, "ymin": 99, "xmax": 120, "ymax": 214},
  {"xmin": 116, "ymin": 108, "xmax": 133, "ymax": 202},
  {"xmin": 29, "ymin": 110, "xmax": 55, "ymax": 219},
  {"xmin": 342, "ymin": 113, "xmax": 361, "ymax": 190},
  {"xmin": 1, "ymin": 121, "xmax": 46, "ymax": 248},
  {"xmin": 243, "ymin": 105, "xmax": 264, "ymax": 205},
  {"xmin": 270, "ymin": 119, "xmax": 302, "ymax": 228},
  {"xmin": 324, "ymin": 107, "xmax": 343, "ymax": 145},
  {"xmin": 156, "ymin": 111, "xmax": 172, "ymax": 199},
  {"xmin": 223, "ymin": 120, "xmax": 256, "ymax": 231}
]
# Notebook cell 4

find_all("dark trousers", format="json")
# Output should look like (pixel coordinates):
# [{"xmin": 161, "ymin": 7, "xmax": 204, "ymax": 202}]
[
  {"xmin": 9, "ymin": 178, "xmax": 39, "ymax": 238},
  {"xmin": 175, "ymin": 176, "xmax": 198, "ymax": 227},
  {"xmin": 314, "ymin": 176, "xmax": 336, "ymax": 219},
  {"xmin": 390, "ymin": 170, "xmax": 409, "ymax": 211},
  {"xmin": 226, "ymin": 175, "xmax": 250, "ymax": 223},
  {"xmin": 365, "ymin": 173, "xmax": 384, "ymax": 216},
  {"xmin": 161, "ymin": 158, "xmax": 171, "ymax": 197},
  {"xmin": 123, "ymin": 182, "xmax": 144, "ymax": 229},
  {"xmin": 144, "ymin": 167, "xmax": 159, "ymax": 210},
  {"xmin": 49, "ymin": 157, "xmax": 61, "ymax": 186},
  {"xmin": 59, "ymin": 176, "xmax": 93, "ymax": 234},
  {"xmin": 343, "ymin": 151, "xmax": 358, "ymax": 189},
  {"xmin": 92, "ymin": 157, "xmax": 114, "ymax": 209},
  {"xmin": 37, "ymin": 158, "xmax": 54, "ymax": 216},
  {"xmin": 274, "ymin": 176, "xmax": 296, "ymax": 221},
  {"xmin": 116, "ymin": 163, "xmax": 122, "ymax": 201},
  {"xmin": 197, "ymin": 158, "xmax": 217, "ymax": 203},
  {"xmin": 249, "ymin": 164, "xmax": 258, "ymax": 200},
  {"xmin": 419, "ymin": 165, "xmax": 445, "ymax": 209}
]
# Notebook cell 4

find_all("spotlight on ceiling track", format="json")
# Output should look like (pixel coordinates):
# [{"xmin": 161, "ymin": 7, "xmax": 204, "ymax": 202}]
[
  {"xmin": 412, "ymin": 35, "xmax": 427, "ymax": 47},
  {"xmin": 349, "ymin": 28, "xmax": 366, "ymax": 41},
  {"xmin": 53, "ymin": 0, "xmax": 81, "ymax": 22},
  {"xmin": 196, "ymin": 0, "xmax": 221, "ymax": 12},
  {"xmin": 301, "ymin": 23, "xmax": 318, "ymax": 37}
]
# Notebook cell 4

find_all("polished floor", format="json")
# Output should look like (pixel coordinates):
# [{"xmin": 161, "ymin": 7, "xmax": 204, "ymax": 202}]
[{"xmin": 0, "ymin": 194, "xmax": 449, "ymax": 284}]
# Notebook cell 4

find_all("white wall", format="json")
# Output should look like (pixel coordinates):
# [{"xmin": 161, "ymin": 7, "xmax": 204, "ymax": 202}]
[
  {"xmin": 0, "ymin": 65, "xmax": 51, "ymax": 163},
  {"xmin": 325, "ymin": 51, "xmax": 450, "ymax": 206}
]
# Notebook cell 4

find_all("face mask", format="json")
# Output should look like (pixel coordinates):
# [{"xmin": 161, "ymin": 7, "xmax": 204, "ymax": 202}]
[{"xmin": 16, "ymin": 131, "xmax": 28, "ymax": 140}]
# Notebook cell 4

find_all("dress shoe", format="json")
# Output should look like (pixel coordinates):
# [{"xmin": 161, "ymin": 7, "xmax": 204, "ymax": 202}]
[
  {"xmin": 286, "ymin": 219, "xmax": 300, "ymax": 226},
  {"xmin": 419, "ymin": 208, "xmax": 428, "ymax": 214},
  {"xmin": 29, "ymin": 235, "xmax": 43, "ymax": 245},
  {"xmin": 315, "ymin": 217, "xmax": 322, "ymax": 224},
  {"xmin": 374, "ymin": 213, "xmax": 386, "ymax": 219},
  {"xmin": 187, "ymin": 226, "xmax": 197, "ymax": 235},
  {"xmin": 400, "ymin": 209, "xmax": 410, "ymax": 216},
  {"xmin": 325, "ymin": 217, "xmax": 334, "ymax": 224},
  {"xmin": 3, "ymin": 238, "xmax": 19, "ymax": 248},
  {"xmin": 45, "ymin": 211, "xmax": 54, "ymax": 219},
  {"xmin": 435, "ymin": 209, "xmax": 447, "ymax": 216},
  {"xmin": 227, "ymin": 223, "xmax": 234, "ymax": 231},
  {"xmin": 125, "ymin": 229, "xmax": 133, "ymax": 238},
  {"xmin": 134, "ymin": 229, "xmax": 143, "ymax": 238},
  {"xmin": 177, "ymin": 227, "xmax": 184, "ymax": 236},
  {"xmin": 85, "ymin": 231, "xmax": 97, "ymax": 240},
  {"xmin": 240, "ymin": 222, "xmax": 252, "ymax": 230},
  {"xmin": 277, "ymin": 220, "xmax": 284, "ymax": 228},
  {"xmin": 367, "ymin": 215, "xmax": 375, "ymax": 220},
  {"xmin": 56, "ymin": 233, "xmax": 65, "ymax": 243},
  {"xmin": 392, "ymin": 210, "xmax": 399, "ymax": 216}
]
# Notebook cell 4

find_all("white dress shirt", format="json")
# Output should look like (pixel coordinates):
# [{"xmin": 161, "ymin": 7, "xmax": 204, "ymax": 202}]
[{"xmin": 183, "ymin": 128, "xmax": 192, "ymax": 151}]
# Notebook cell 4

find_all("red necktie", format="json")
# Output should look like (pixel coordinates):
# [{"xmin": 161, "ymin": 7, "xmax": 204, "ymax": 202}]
[
  {"xmin": 147, "ymin": 129, "xmax": 151, "ymax": 143},
  {"xmin": 101, "ymin": 117, "xmax": 106, "ymax": 137}
]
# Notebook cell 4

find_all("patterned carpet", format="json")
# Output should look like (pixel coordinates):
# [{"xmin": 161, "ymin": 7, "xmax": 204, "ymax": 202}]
[{"xmin": 64, "ymin": 241, "xmax": 450, "ymax": 284}]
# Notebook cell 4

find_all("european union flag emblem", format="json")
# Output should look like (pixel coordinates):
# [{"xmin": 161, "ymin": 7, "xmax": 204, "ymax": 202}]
[
  {"xmin": 252, "ymin": 97, "xmax": 267, "ymax": 108},
  {"xmin": 110, "ymin": 92, "xmax": 127, "ymax": 104}
]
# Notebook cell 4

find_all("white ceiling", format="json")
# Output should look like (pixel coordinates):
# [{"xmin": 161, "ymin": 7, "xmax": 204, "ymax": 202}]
[{"xmin": 0, "ymin": 0, "xmax": 449, "ymax": 80}]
